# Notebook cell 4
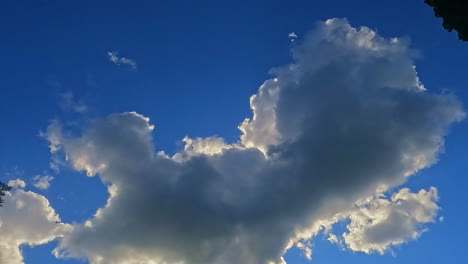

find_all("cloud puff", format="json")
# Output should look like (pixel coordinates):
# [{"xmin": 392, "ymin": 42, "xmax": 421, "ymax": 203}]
[
  {"xmin": 327, "ymin": 187, "xmax": 440, "ymax": 254},
  {"xmin": 107, "ymin": 51, "xmax": 137, "ymax": 69},
  {"xmin": 7, "ymin": 179, "xmax": 26, "ymax": 189},
  {"xmin": 46, "ymin": 18, "xmax": 463, "ymax": 264},
  {"xmin": 0, "ymin": 181, "xmax": 71, "ymax": 264},
  {"xmin": 344, "ymin": 187, "xmax": 440, "ymax": 253},
  {"xmin": 33, "ymin": 175, "xmax": 54, "ymax": 190},
  {"xmin": 288, "ymin": 32, "xmax": 298, "ymax": 42}
]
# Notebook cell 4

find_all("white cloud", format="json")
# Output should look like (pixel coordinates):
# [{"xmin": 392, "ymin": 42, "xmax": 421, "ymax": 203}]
[
  {"xmin": 107, "ymin": 51, "xmax": 137, "ymax": 69},
  {"xmin": 288, "ymin": 32, "xmax": 298, "ymax": 38},
  {"xmin": 7, "ymin": 179, "xmax": 26, "ymax": 189},
  {"xmin": 238, "ymin": 78, "xmax": 280, "ymax": 153},
  {"xmin": 340, "ymin": 187, "xmax": 440, "ymax": 254},
  {"xmin": 295, "ymin": 241, "xmax": 312, "ymax": 260},
  {"xmin": 327, "ymin": 233, "xmax": 344, "ymax": 249},
  {"xmin": 0, "ymin": 182, "xmax": 71, "ymax": 264},
  {"xmin": 33, "ymin": 175, "xmax": 54, "ymax": 190},
  {"xmin": 288, "ymin": 32, "xmax": 298, "ymax": 42},
  {"xmin": 179, "ymin": 136, "xmax": 242, "ymax": 157},
  {"xmin": 44, "ymin": 18, "xmax": 463, "ymax": 264}
]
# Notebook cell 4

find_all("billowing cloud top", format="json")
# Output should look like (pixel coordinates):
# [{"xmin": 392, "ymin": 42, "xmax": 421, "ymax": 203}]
[
  {"xmin": 0, "ymin": 181, "xmax": 71, "ymax": 264},
  {"xmin": 35, "ymin": 18, "xmax": 464, "ymax": 264}
]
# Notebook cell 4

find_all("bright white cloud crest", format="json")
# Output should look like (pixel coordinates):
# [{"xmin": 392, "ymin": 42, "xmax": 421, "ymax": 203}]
[
  {"xmin": 13, "ymin": 18, "xmax": 462, "ymax": 264},
  {"xmin": 327, "ymin": 187, "xmax": 441, "ymax": 254},
  {"xmin": 0, "ymin": 181, "xmax": 71, "ymax": 264}
]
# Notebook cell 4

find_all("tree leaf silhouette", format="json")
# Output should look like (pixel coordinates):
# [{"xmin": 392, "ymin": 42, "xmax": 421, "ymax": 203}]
[{"xmin": 425, "ymin": 0, "xmax": 468, "ymax": 41}]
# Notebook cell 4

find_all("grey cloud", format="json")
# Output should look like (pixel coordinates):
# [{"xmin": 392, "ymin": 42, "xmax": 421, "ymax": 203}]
[{"xmin": 47, "ymin": 18, "xmax": 463, "ymax": 264}]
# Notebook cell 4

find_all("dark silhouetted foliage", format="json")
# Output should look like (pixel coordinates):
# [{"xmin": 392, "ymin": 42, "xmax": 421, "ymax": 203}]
[
  {"xmin": 425, "ymin": 0, "xmax": 468, "ymax": 41},
  {"xmin": 0, "ymin": 181, "xmax": 12, "ymax": 207}
]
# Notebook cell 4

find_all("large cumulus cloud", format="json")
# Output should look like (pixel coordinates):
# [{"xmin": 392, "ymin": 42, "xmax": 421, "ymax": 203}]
[{"xmin": 46, "ymin": 18, "xmax": 463, "ymax": 264}]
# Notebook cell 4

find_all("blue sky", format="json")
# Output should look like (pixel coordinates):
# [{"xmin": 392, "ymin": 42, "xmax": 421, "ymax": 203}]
[{"xmin": 1, "ymin": 1, "xmax": 468, "ymax": 264}]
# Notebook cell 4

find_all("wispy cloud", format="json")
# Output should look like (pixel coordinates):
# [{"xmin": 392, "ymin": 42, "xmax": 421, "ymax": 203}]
[
  {"xmin": 33, "ymin": 175, "xmax": 54, "ymax": 190},
  {"xmin": 59, "ymin": 91, "xmax": 88, "ymax": 113},
  {"xmin": 288, "ymin": 32, "xmax": 298, "ymax": 42},
  {"xmin": 107, "ymin": 51, "xmax": 137, "ymax": 69}
]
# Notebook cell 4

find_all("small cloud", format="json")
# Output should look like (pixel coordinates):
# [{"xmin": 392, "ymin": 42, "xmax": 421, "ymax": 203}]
[
  {"xmin": 59, "ymin": 91, "xmax": 88, "ymax": 113},
  {"xmin": 7, "ymin": 179, "xmax": 26, "ymax": 189},
  {"xmin": 50, "ymin": 159, "xmax": 60, "ymax": 173},
  {"xmin": 295, "ymin": 241, "xmax": 313, "ymax": 260},
  {"xmin": 33, "ymin": 175, "xmax": 54, "ymax": 190},
  {"xmin": 107, "ymin": 51, "xmax": 137, "ymax": 69},
  {"xmin": 341, "ymin": 187, "xmax": 440, "ymax": 254},
  {"xmin": 327, "ymin": 233, "xmax": 339, "ymax": 244},
  {"xmin": 289, "ymin": 32, "xmax": 298, "ymax": 42}
]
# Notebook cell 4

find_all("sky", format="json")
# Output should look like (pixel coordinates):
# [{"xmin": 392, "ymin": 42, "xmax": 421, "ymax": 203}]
[{"xmin": 1, "ymin": 0, "xmax": 468, "ymax": 264}]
